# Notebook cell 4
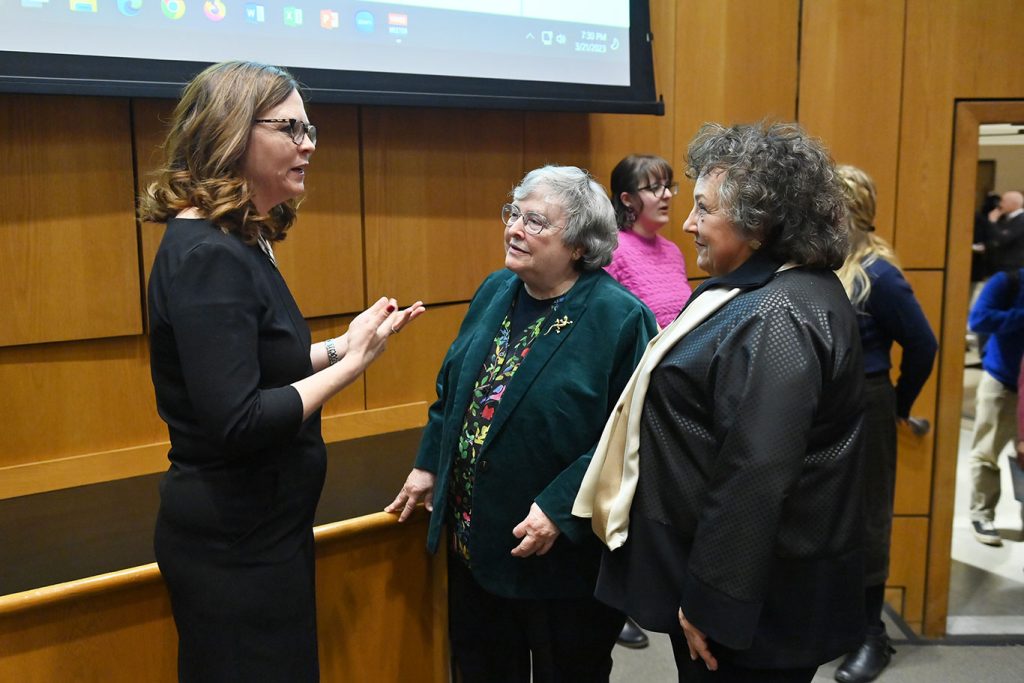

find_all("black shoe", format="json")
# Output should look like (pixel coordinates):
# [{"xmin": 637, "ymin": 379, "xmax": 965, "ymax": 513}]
[
  {"xmin": 834, "ymin": 633, "xmax": 895, "ymax": 683},
  {"xmin": 617, "ymin": 617, "xmax": 649, "ymax": 649}
]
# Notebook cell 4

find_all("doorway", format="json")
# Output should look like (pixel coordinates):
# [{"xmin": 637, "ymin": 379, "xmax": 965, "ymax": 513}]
[{"xmin": 939, "ymin": 102, "xmax": 1024, "ymax": 636}]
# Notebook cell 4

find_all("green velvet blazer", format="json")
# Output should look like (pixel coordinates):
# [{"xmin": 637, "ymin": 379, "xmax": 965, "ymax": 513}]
[{"xmin": 414, "ymin": 268, "xmax": 657, "ymax": 599}]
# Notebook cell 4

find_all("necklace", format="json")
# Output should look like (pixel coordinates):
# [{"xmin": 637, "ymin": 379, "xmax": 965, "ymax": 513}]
[{"xmin": 256, "ymin": 233, "xmax": 277, "ymax": 268}]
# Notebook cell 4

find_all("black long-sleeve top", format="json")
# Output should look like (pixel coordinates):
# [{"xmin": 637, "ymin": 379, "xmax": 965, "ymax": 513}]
[{"xmin": 148, "ymin": 218, "xmax": 325, "ymax": 557}]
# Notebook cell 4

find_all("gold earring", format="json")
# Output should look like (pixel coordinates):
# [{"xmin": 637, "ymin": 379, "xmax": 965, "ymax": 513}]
[{"xmin": 750, "ymin": 239, "xmax": 762, "ymax": 250}]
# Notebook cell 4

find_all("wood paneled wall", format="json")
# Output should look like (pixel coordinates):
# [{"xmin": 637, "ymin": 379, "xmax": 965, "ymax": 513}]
[
  {"xmin": 0, "ymin": 96, "xmax": 140, "ymax": 347},
  {"xmin": 2, "ymin": 0, "xmax": 1024, "ymax": 640}
]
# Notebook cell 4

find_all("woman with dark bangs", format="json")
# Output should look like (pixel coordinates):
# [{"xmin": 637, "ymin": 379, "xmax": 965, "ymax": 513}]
[{"xmin": 606, "ymin": 154, "xmax": 693, "ymax": 329}]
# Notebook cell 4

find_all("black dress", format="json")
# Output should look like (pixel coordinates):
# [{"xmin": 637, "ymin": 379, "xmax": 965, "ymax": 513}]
[{"xmin": 149, "ymin": 218, "xmax": 326, "ymax": 682}]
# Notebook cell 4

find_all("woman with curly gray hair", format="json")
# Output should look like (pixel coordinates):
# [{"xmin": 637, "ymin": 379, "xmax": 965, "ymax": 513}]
[
  {"xmin": 576, "ymin": 122, "xmax": 866, "ymax": 682},
  {"xmin": 388, "ymin": 165, "xmax": 657, "ymax": 682}
]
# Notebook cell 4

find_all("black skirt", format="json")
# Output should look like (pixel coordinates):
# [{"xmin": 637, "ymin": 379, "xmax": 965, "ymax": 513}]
[{"xmin": 154, "ymin": 447, "xmax": 326, "ymax": 683}]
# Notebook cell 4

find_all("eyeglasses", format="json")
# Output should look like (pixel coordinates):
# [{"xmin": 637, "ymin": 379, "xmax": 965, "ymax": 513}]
[
  {"xmin": 501, "ymin": 203, "xmax": 564, "ymax": 235},
  {"xmin": 637, "ymin": 182, "xmax": 679, "ymax": 197},
  {"xmin": 253, "ymin": 118, "xmax": 317, "ymax": 145}
]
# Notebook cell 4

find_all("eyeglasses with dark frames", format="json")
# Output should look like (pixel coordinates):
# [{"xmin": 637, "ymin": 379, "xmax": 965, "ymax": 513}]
[
  {"xmin": 501, "ymin": 203, "xmax": 564, "ymax": 235},
  {"xmin": 636, "ymin": 182, "xmax": 679, "ymax": 197},
  {"xmin": 253, "ymin": 118, "xmax": 317, "ymax": 145}
]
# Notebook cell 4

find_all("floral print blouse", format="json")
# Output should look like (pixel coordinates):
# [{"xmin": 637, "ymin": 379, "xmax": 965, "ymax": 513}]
[{"xmin": 448, "ymin": 295, "xmax": 563, "ymax": 564}]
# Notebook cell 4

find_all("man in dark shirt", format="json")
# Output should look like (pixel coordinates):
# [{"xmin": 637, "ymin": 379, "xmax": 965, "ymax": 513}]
[{"xmin": 983, "ymin": 191, "xmax": 1024, "ymax": 273}]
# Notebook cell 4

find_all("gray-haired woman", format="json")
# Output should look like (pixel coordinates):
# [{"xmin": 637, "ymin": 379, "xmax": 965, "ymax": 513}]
[
  {"xmin": 388, "ymin": 165, "xmax": 657, "ymax": 682},
  {"xmin": 577, "ymin": 122, "xmax": 866, "ymax": 683}
]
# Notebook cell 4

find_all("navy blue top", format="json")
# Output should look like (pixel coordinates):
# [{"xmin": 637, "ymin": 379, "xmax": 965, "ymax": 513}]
[
  {"xmin": 969, "ymin": 268, "xmax": 1024, "ymax": 390},
  {"xmin": 857, "ymin": 258, "xmax": 937, "ymax": 417}
]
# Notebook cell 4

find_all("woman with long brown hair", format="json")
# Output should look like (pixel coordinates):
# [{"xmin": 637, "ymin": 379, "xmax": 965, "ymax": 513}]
[{"xmin": 142, "ymin": 60, "xmax": 423, "ymax": 681}]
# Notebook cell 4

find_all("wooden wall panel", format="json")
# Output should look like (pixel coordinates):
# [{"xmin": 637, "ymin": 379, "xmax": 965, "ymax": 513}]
[
  {"xmin": 673, "ymin": 0, "xmax": 799, "ymax": 141},
  {"xmin": 672, "ymin": 0, "xmax": 800, "ymax": 278},
  {"xmin": 0, "ymin": 95, "xmax": 140, "ymax": 347},
  {"xmin": 316, "ymin": 516, "xmax": 447, "ymax": 682},
  {"xmin": 887, "ymin": 516, "xmax": 928, "ymax": 632},
  {"xmin": 893, "ymin": 270, "xmax": 942, "ymax": 516},
  {"xmin": 133, "ymin": 98, "xmax": 175, "ymax": 330},
  {"xmin": 896, "ymin": 0, "xmax": 1024, "ymax": 268},
  {"xmin": 362, "ymin": 108, "xmax": 521, "ymax": 305},
  {"xmin": 883, "ymin": 587, "xmax": 905, "ymax": 619},
  {"xmin": 0, "ymin": 577, "xmax": 178, "ymax": 682},
  {"xmin": 365, "ymin": 303, "xmax": 469, "ymax": 410},
  {"xmin": 797, "ymin": 0, "xmax": 905, "ymax": 244},
  {"xmin": 523, "ymin": 112, "xmax": 593, "ymax": 174},
  {"xmin": 0, "ymin": 336, "xmax": 163, "ymax": 470},
  {"xmin": 279, "ymin": 103, "xmax": 364, "ymax": 317}
]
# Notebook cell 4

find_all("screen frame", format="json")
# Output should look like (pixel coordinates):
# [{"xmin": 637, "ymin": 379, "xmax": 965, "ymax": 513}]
[{"xmin": 0, "ymin": 2, "xmax": 662, "ymax": 114}]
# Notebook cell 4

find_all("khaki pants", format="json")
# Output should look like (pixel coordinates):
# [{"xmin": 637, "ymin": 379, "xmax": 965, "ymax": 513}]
[{"xmin": 969, "ymin": 371, "xmax": 1019, "ymax": 521}]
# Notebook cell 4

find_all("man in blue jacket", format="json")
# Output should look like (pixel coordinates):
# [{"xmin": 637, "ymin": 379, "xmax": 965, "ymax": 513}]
[{"xmin": 967, "ymin": 267, "xmax": 1024, "ymax": 545}]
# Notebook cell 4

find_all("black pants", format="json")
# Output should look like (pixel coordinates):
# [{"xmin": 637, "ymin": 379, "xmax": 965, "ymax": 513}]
[
  {"xmin": 447, "ymin": 558, "xmax": 625, "ymax": 683},
  {"xmin": 669, "ymin": 631, "xmax": 816, "ymax": 683},
  {"xmin": 864, "ymin": 583, "xmax": 887, "ymax": 636},
  {"xmin": 862, "ymin": 375, "xmax": 898, "ymax": 586}
]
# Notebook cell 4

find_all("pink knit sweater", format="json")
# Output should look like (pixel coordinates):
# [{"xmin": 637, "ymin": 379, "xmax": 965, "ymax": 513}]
[{"xmin": 605, "ymin": 230, "xmax": 692, "ymax": 328}]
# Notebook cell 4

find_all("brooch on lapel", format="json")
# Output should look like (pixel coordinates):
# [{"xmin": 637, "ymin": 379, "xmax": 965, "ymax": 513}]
[{"xmin": 544, "ymin": 316, "xmax": 573, "ymax": 335}]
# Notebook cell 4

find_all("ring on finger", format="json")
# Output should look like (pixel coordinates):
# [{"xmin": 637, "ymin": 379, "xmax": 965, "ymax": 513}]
[{"xmin": 391, "ymin": 325, "xmax": 400, "ymax": 334}]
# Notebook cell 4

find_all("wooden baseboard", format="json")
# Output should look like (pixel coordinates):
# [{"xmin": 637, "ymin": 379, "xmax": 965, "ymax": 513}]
[{"xmin": 0, "ymin": 402, "xmax": 428, "ymax": 501}]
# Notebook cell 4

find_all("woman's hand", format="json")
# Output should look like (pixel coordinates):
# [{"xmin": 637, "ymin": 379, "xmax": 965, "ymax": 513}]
[
  {"xmin": 678, "ymin": 608, "xmax": 718, "ymax": 671},
  {"xmin": 385, "ymin": 468, "xmax": 435, "ymax": 522},
  {"xmin": 343, "ymin": 297, "xmax": 395, "ymax": 368},
  {"xmin": 346, "ymin": 297, "xmax": 426, "ymax": 369},
  {"xmin": 384, "ymin": 299, "xmax": 427, "ymax": 336},
  {"xmin": 510, "ymin": 503, "xmax": 560, "ymax": 557}
]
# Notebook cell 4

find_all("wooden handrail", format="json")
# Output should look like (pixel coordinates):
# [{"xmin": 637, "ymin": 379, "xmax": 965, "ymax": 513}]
[{"xmin": 0, "ymin": 511, "xmax": 416, "ymax": 617}]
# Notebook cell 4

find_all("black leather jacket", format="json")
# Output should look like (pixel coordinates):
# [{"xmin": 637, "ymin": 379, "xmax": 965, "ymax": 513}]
[{"xmin": 597, "ymin": 252, "xmax": 866, "ymax": 668}]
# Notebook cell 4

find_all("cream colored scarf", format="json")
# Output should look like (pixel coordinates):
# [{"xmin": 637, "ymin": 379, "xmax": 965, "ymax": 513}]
[
  {"xmin": 572, "ymin": 283, "xmax": 742, "ymax": 549},
  {"xmin": 574, "ymin": 264, "xmax": 797, "ymax": 549}
]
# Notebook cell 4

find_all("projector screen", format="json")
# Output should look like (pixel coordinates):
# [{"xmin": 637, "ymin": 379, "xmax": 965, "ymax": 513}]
[{"xmin": 0, "ymin": 0, "xmax": 662, "ymax": 113}]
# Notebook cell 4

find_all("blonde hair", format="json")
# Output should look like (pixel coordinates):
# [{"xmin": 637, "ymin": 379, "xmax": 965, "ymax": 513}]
[
  {"xmin": 139, "ymin": 61, "xmax": 301, "ymax": 243},
  {"xmin": 834, "ymin": 165, "xmax": 900, "ymax": 306}
]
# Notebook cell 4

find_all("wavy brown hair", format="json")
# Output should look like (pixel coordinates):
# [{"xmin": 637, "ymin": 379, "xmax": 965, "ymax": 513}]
[{"xmin": 139, "ymin": 61, "xmax": 301, "ymax": 243}]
